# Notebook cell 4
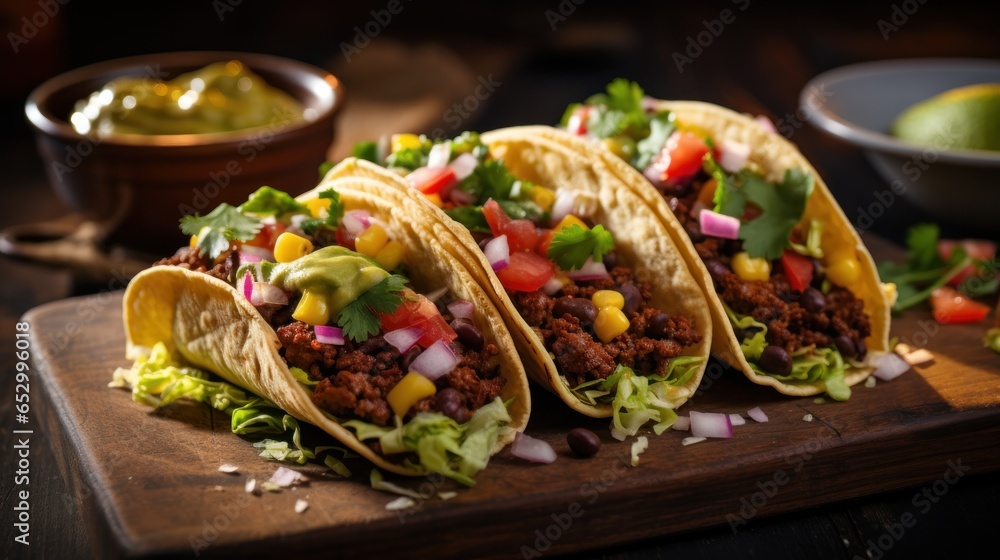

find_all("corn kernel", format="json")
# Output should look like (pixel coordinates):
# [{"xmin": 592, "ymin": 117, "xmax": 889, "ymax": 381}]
[
  {"xmin": 554, "ymin": 214, "xmax": 588, "ymax": 232},
  {"xmin": 594, "ymin": 306, "xmax": 630, "ymax": 343},
  {"xmin": 305, "ymin": 197, "xmax": 331, "ymax": 218},
  {"xmin": 375, "ymin": 240, "xmax": 405, "ymax": 270},
  {"xmin": 292, "ymin": 290, "xmax": 329, "ymax": 325},
  {"xmin": 424, "ymin": 192, "xmax": 444, "ymax": 207},
  {"xmin": 530, "ymin": 186, "xmax": 556, "ymax": 212},
  {"xmin": 826, "ymin": 255, "xmax": 860, "ymax": 287},
  {"xmin": 387, "ymin": 372, "xmax": 437, "ymax": 417},
  {"xmin": 732, "ymin": 251, "xmax": 771, "ymax": 282},
  {"xmin": 274, "ymin": 232, "xmax": 313, "ymax": 263},
  {"xmin": 391, "ymin": 133, "xmax": 421, "ymax": 153},
  {"xmin": 355, "ymin": 224, "xmax": 389, "ymax": 257},
  {"xmin": 189, "ymin": 235, "xmax": 199, "ymax": 248},
  {"xmin": 882, "ymin": 282, "xmax": 898, "ymax": 307},
  {"xmin": 592, "ymin": 290, "xmax": 625, "ymax": 310}
]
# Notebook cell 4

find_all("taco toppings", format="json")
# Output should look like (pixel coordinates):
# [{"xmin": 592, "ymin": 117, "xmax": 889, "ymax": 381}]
[
  {"xmin": 563, "ymin": 80, "xmax": 878, "ymax": 399},
  {"xmin": 348, "ymin": 131, "xmax": 706, "ymax": 437},
  {"xmin": 139, "ymin": 185, "xmax": 514, "ymax": 484}
]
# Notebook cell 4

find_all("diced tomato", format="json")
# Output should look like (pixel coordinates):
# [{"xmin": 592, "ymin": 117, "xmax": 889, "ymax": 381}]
[
  {"xmin": 496, "ymin": 251, "xmax": 554, "ymax": 292},
  {"xmin": 378, "ymin": 294, "xmax": 457, "ymax": 347},
  {"xmin": 482, "ymin": 199, "xmax": 511, "ymax": 237},
  {"xmin": 245, "ymin": 223, "xmax": 286, "ymax": 251},
  {"xmin": 938, "ymin": 239, "xmax": 996, "ymax": 287},
  {"xmin": 781, "ymin": 249, "xmax": 814, "ymax": 292},
  {"xmin": 407, "ymin": 167, "xmax": 457, "ymax": 195},
  {"xmin": 336, "ymin": 225, "xmax": 357, "ymax": 251},
  {"xmin": 502, "ymin": 219, "xmax": 539, "ymax": 252},
  {"xmin": 648, "ymin": 131, "xmax": 711, "ymax": 186},
  {"xmin": 929, "ymin": 286, "xmax": 990, "ymax": 324},
  {"xmin": 536, "ymin": 229, "xmax": 556, "ymax": 258},
  {"xmin": 566, "ymin": 106, "xmax": 590, "ymax": 135}
]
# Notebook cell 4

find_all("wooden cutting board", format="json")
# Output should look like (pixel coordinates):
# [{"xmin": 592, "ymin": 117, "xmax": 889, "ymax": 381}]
[{"xmin": 26, "ymin": 237, "xmax": 1000, "ymax": 559}]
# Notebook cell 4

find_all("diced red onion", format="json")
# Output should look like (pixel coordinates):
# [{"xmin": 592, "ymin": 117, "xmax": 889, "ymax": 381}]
[
  {"xmin": 449, "ymin": 187, "xmax": 477, "ymax": 206},
  {"xmin": 698, "ymin": 209, "xmax": 741, "ymax": 240},
  {"xmin": 718, "ymin": 139, "xmax": 751, "ymax": 173},
  {"xmin": 448, "ymin": 153, "xmax": 478, "ymax": 181},
  {"xmin": 384, "ymin": 327, "xmax": 423, "ymax": 354},
  {"xmin": 269, "ymin": 466, "xmax": 309, "ymax": 487},
  {"xmin": 672, "ymin": 415, "xmax": 690, "ymax": 431},
  {"xmin": 484, "ymin": 235, "xmax": 510, "ymax": 272},
  {"xmin": 410, "ymin": 340, "xmax": 459, "ymax": 381},
  {"xmin": 729, "ymin": 414, "xmax": 746, "ymax": 426},
  {"xmin": 239, "ymin": 252, "xmax": 262, "ymax": 263},
  {"xmin": 682, "ymin": 436, "xmax": 707, "ymax": 446},
  {"xmin": 643, "ymin": 163, "xmax": 666, "ymax": 187},
  {"xmin": 447, "ymin": 300, "xmax": 474, "ymax": 320},
  {"xmin": 425, "ymin": 287, "xmax": 449, "ymax": 303},
  {"xmin": 427, "ymin": 143, "xmax": 451, "ymax": 169},
  {"xmin": 550, "ymin": 190, "xmax": 575, "ymax": 225},
  {"xmin": 689, "ymin": 411, "xmax": 733, "ymax": 438},
  {"xmin": 871, "ymin": 352, "xmax": 911, "ymax": 381},
  {"xmin": 755, "ymin": 115, "xmax": 778, "ymax": 134},
  {"xmin": 542, "ymin": 275, "xmax": 565, "ymax": 296},
  {"xmin": 641, "ymin": 96, "xmax": 660, "ymax": 113},
  {"xmin": 747, "ymin": 406, "xmax": 769, "ymax": 423},
  {"xmin": 342, "ymin": 210, "xmax": 372, "ymax": 237},
  {"xmin": 250, "ymin": 282, "xmax": 288, "ymax": 306},
  {"xmin": 314, "ymin": 325, "xmax": 345, "ymax": 346},
  {"xmin": 240, "ymin": 245, "xmax": 275, "ymax": 262},
  {"xmin": 511, "ymin": 432, "xmax": 557, "ymax": 464},
  {"xmin": 566, "ymin": 258, "xmax": 609, "ymax": 280},
  {"xmin": 242, "ymin": 271, "xmax": 253, "ymax": 302}
]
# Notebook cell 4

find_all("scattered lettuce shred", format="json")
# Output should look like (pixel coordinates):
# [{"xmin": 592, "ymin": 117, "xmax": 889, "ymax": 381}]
[
  {"xmin": 723, "ymin": 305, "xmax": 851, "ymax": 401},
  {"xmin": 345, "ymin": 397, "xmax": 511, "ymax": 487}
]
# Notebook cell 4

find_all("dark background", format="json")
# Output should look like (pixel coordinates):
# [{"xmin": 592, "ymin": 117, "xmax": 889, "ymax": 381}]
[{"xmin": 2, "ymin": 1, "xmax": 998, "ymax": 559}]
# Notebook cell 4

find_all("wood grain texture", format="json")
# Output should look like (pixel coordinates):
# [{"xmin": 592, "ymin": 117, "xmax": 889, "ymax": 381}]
[{"xmin": 23, "ymin": 237, "xmax": 1000, "ymax": 560}]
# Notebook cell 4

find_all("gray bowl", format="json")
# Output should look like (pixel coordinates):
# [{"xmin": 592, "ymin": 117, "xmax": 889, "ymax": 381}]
[{"xmin": 800, "ymin": 58, "xmax": 1000, "ymax": 235}]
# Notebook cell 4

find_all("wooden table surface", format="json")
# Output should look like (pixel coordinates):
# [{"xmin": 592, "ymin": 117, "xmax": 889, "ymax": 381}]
[{"xmin": 2, "ymin": 2, "xmax": 999, "ymax": 559}]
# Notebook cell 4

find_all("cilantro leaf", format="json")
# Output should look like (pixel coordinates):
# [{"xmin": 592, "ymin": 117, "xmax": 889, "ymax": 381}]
[
  {"xmin": 634, "ymin": 114, "xmax": 675, "ymax": 170},
  {"xmin": 385, "ymin": 146, "xmax": 427, "ymax": 170},
  {"xmin": 706, "ymin": 155, "xmax": 747, "ymax": 217},
  {"xmin": 588, "ymin": 109, "xmax": 627, "ymax": 138},
  {"xmin": 318, "ymin": 160, "xmax": 335, "ymax": 178},
  {"xmin": 547, "ymin": 224, "xmax": 615, "ymax": 270},
  {"xmin": 239, "ymin": 186, "xmax": 309, "ymax": 217},
  {"xmin": 444, "ymin": 206, "xmax": 491, "ymax": 233},
  {"xmin": 904, "ymin": 223, "xmax": 943, "ymax": 271},
  {"xmin": 301, "ymin": 189, "xmax": 345, "ymax": 235},
  {"xmin": 351, "ymin": 141, "xmax": 379, "ymax": 164},
  {"xmin": 180, "ymin": 204, "xmax": 261, "ymax": 259},
  {"xmin": 335, "ymin": 274, "xmax": 407, "ymax": 342},
  {"xmin": 460, "ymin": 159, "xmax": 518, "ymax": 202},
  {"xmin": 738, "ymin": 169, "xmax": 814, "ymax": 261}
]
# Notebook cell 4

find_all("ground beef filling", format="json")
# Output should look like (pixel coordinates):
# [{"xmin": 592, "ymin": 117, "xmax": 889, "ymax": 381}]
[
  {"xmin": 510, "ymin": 265, "xmax": 703, "ymax": 388},
  {"xmin": 661, "ymin": 176, "xmax": 872, "ymax": 354},
  {"xmin": 276, "ymin": 321, "xmax": 504, "ymax": 426},
  {"xmin": 154, "ymin": 246, "xmax": 236, "ymax": 282}
]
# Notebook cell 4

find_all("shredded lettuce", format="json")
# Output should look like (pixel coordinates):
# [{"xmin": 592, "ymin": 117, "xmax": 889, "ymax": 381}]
[
  {"xmin": 606, "ymin": 365, "xmax": 682, "ymax": 441},
  {"xmin": 344, "ymin": 397, "xmax": 511, "ymax": 487},
  {"xmin": 723, "ymin": 305, "xmax": 852, "ymax": 400},
  {"xmin": 789, "ymin": 218, "xmax": 825, "ymax": 259}
]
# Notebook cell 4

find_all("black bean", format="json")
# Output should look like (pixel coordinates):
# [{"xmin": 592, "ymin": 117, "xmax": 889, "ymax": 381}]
[
  {"xmin": 401, "ymin": 346, "xmax": 422, "ymax": 372},
  {"xmin": 451, "ymin": 318, "xmax": 484, "ymax": 350},
  {"xmin": 567, "ymin": 428, "xmax": 601, "ymax": 457},
  {"xmin": 553, "ymin": 297, "xmax": 598, "ymax": 325},
  {"xmin": 618, "ymin": 284, "xmax": 642, "ymax": 316},
  {"xmin": 759, "ymin": 345, "xmax": 792, "ymax": 375},
  {"xmin": 647, "ymin": 313, "xmax": 673, "ymax": 339},
  {"xmin": 855, "ymin": 338, "xmax": 868, "ymax": 360},
  {"xmin": 800, "ymin": 287, "xmax": 826, "ymax": 313},
  {"xmin": 602, "ymin": 251, "xmax": 618, "ymax": 270},
  {"xmin": 811, "ymin": 259, "xmax": 825, "ymax": 289},
  {"xmin": 684, "ymin": 219, "xmax": 705, "ymax": 242},
  {"xmin": 704, "ymin": 259, "xmax": 729, "ymax": 283},
  {"xmin": 359, "ymin": 335, "xmax": 387, "ymax": 354},
  {"xmin": 435, "ymin": 388, "xmax": 464, "ymax": 421},
  {"xmin": 834, "ymin": 335, "xmax": 857, "ymax": 359}
]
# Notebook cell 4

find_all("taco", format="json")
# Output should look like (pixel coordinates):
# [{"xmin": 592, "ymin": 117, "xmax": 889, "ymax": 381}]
[
  {"xmin": 329, "ymin": 129, "xmax": 713, "ymax": 440},
  {"xmin": 118, "ymin": 183, "xmax": 529, "ymax": 484},
  {"xmin": 547, "ymin": 79, "xmax": 891, "ymax": 399}
]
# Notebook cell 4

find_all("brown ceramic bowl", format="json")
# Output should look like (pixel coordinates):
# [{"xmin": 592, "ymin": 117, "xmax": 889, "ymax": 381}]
[{"xmin": 12, "ymin": 51, "xmax": 343, "ymax": 274}]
